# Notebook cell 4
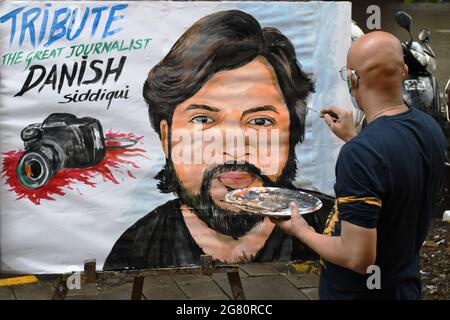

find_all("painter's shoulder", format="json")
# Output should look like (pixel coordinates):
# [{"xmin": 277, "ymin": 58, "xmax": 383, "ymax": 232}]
[{"xmin": 339, "ymin": 134, "xmax": 376, "ymax": 157}]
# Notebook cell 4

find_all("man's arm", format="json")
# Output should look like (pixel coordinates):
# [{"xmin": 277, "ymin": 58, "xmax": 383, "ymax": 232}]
[
  {"xmin": 277, "ymin": 105, "xmax": 379, "ymax": 274},
  {"xmin": 271, "ymin": 203, "xmax": 377, "ymax": 274}
]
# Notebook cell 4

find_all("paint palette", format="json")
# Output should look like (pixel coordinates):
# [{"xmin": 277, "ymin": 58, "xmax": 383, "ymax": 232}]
[{"xmin": 224, "ymin": 187, "xmax": 322, "ymax": 217}]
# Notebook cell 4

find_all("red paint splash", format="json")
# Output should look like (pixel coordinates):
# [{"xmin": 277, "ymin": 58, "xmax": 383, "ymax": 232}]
[{"xmin": 1, "ymin": 130, "xmax": 146, "ymax": 205}]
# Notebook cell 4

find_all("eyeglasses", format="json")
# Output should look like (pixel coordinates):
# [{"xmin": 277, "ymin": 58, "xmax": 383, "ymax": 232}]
[{"xmin": 339, "ymin": 66, "xmax": 360, "ymax": 82}]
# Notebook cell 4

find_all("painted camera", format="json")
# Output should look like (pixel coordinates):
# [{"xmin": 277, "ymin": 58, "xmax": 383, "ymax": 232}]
[{"xmin": 17, "ymin": 113, "xmax": 106, "ymax": 189}]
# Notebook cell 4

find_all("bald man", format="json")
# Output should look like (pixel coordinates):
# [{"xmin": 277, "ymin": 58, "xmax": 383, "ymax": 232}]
[{"xmin": 272, "ymin": 32, "xmax": 446, "ymax": 299}]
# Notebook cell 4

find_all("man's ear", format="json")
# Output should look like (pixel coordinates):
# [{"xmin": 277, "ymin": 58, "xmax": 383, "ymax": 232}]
[
  {"xmin": 402, "ymin": 64, "xmax": 409, "ymax": 80},
  {"xmin": 160, "ymin": 120, "xmax": 169, "ymax": 159},
  {"xmin": 349, "ymin": 70, "xmax": 358, "ymax": 90}
]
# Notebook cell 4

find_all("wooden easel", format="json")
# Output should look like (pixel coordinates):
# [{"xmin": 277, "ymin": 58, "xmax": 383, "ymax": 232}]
[{"xmin": 52, "ymin": 255, "xmax": 246, "ymax": 300}]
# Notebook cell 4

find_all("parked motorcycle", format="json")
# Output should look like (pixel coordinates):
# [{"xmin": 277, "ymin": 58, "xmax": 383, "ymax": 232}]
[{"xmin": 395, "ymin": 11, "xmax": 443, "ymax": 121}]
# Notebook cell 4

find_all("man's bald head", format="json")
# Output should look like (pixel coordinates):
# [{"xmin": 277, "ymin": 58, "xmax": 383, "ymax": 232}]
[{"xmin": 348, "ymin": 31, "xmax": 407, "ymax": 93}]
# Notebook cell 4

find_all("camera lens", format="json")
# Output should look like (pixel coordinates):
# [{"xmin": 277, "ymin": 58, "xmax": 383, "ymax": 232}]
[
  {"xmin": 17, "ymin": 151, "xmax": 54, "ymax": 189},
  {"xmin": 25, "ymin": 159, "xmax": 43, "ymax": 179}
]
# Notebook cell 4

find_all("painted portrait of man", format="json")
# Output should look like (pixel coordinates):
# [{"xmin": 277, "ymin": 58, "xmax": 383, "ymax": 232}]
[{"xmin": 104, "ymin": 10, "xmax": 334, "ymax": 270}]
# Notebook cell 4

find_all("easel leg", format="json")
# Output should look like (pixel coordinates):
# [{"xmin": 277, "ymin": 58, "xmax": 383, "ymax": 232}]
[
  {"xmin": 84, "ymin": 259, "xmax": 97, "ymax": 283},
  {"xmin": 131, "ymin": 276, "xmax": 145, "ymax": 300},
  {"xmin": 227, "ymin": 271, "xmax": 246, "ymax": 300}
]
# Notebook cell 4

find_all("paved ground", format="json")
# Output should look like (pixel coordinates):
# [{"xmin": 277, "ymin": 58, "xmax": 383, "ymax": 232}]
[{"xmin": 0, "ymin": 262, "xmax": 320, "ymax": 300}]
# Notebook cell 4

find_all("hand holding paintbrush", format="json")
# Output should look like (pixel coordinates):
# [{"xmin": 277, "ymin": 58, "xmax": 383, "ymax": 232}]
[
  {"xmin": 306, "ymin": 106, "xmax": 339, "ymax": 122},
  {"xmin": 308, "ymin": 105, "xmax": 357, "ymax": 142}
]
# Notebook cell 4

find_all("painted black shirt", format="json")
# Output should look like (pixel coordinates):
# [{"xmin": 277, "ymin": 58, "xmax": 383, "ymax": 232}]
[
  {"xmin": 103, "ymin": 189, "xmax": 333, "ymax": 270},
  {"xmin": 320, "ymin": 107, "xmax": 446, "ymax": 299}
]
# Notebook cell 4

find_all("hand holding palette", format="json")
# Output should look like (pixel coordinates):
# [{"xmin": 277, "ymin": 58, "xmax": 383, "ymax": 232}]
[{"xmin": 224, "ymin": 187, "xmax": 323, "ymax": 217}]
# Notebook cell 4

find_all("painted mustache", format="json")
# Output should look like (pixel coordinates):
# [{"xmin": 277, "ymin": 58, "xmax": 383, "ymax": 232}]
[{"xmin": 200, "ymin": 161, "xmax": 275, "ymax": 196}]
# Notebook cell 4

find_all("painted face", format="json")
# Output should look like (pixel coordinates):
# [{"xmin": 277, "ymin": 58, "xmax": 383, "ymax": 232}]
[{"xmin": 163, "ymin": 56, "xmax": 291, "ymax": 212}]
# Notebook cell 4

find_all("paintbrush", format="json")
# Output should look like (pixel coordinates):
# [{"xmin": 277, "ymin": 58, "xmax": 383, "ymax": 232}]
[
  {"xmin": 306, "ymin": 106, "xmax": 320, "ymax": 114},
  {"xmin": 306, "ymin": 106, "xmax": 339, "ymax": 121}
]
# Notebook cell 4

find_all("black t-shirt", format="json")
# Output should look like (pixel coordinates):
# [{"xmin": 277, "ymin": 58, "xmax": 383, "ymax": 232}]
[
  {"xmin": 104, "ymin": 188, "xmax": 334, "ymax": 270},
  {"xmin": 320, "ymin": 107, "xmax": 446, "ymax": 299}
]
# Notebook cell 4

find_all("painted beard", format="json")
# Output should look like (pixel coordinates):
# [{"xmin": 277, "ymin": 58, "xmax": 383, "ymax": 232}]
[{"xmin": 178, "ymin": 162, "xmax": 282, "ymax": 240}]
